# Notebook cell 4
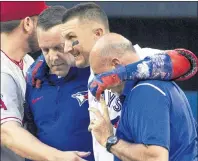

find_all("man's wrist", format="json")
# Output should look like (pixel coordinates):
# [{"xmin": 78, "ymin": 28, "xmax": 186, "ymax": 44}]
[
  {"xmin": 106, "ymin": 135, "xmax": 119, "ymax": 153},
  {"xmin": 45, "ymin": 148, "xmax": 62, "ymax": 161}
]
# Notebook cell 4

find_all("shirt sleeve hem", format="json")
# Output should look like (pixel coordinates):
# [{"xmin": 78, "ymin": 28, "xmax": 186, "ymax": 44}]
[
  {"xmin": 141, "ymin": 140, "xmax": 169, "ymax": 151},
  {"xmin": 1, "ymin": 117, "xmax": 22, "ymax": 125}
]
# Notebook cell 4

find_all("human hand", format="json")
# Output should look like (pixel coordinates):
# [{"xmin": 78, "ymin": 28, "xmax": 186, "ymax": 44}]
[
  {"xmin": 26, "ymin": 55, "xmax": 48, "ymax": 88},
  {"xmin": 49, "ymin": 151, "xmax": 90, "ymax": 161},
  {"xmin": 171, "ymin": 48, "xmax": 198, "ymax": 81},
  {"xmin": 88, "ymin": 97, "xmax": 114, "ymax": 147},
  {"xmin": 88, "ymin": 65, "xmax": 126, "ymax": 100}
]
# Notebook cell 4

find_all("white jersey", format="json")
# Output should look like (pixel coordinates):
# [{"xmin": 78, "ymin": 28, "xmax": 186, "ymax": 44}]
[
  {"xmin": 88, "ymin": 45, "xmax": 163, "ymax": 161},
  {"xmin": 1, "ymin": 51, "xmax": 34, "ymax": 161}
]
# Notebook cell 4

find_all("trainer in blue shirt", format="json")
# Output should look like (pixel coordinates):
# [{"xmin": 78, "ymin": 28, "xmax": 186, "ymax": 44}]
[
  {"xmin": 24, "ymin": 6, "xmax": 94, "ymax": 161},
  {"xmin": 88, "ymin": 33, "xmax": 197, "ymax": 161},
  {"xmin": 25, "ymin": 67, "xmax": 94, "ymax": 161}
]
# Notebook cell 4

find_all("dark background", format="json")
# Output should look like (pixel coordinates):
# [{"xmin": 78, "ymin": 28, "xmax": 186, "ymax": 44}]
[{"xmin": 31, "ymin": 2, "xmax": 198, "ymax": 118}]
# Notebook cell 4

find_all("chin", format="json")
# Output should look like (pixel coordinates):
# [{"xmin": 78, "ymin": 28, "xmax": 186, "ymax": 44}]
[
  {"xmin": 75, "ymin": 60, "xmax": 88, "ymax": 68},
  {"xmin": 55, "ymin": 72, "xmax": 67, "ymax": 77}
]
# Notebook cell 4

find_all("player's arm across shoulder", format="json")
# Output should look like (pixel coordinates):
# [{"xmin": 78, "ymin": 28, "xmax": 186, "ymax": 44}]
[
  {"xmin": 134, "ymin": 44, "xmax": 164, "ymax": 59},
  {"xmin": 126, "ymin": 81, "xmax": 170, "ymax": 159}
]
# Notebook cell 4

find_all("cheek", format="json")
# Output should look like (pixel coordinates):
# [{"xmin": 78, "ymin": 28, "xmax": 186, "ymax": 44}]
[
  {"xmin": 52, "ymin": 64, "xmax": 69, "ymax": 72},
  {"xmin": 81, "ymin": 33, "xmax": 95, "ymax": 50},
  {"xmin": 43, "ymin": 55, "xmax": 50, "ymax": 66}
]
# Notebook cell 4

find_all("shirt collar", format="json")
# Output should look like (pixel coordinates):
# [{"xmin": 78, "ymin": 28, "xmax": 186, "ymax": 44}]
[
  {"xmin": 1, "ymin": 50, "xmax": 24, "ymax": 70},
  {"xmin": 119, "ymin": 80, "xmax": 137, "ymax": 105},
  {"xmin": 121, "ymin": 80, "xmax": 137, "ymax": 96}
]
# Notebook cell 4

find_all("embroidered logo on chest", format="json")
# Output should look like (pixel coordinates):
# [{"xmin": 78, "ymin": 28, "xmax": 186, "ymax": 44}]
[
  {"xmin": 71, "ymin": 91, "xmax": 88, "ymax": 106},
  {"xmin": 32, "ymin": 96, "xmax": 43, "ymax": 104}
]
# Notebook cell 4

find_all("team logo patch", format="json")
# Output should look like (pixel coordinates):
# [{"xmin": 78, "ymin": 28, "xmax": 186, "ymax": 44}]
[
  {"xmin": 71, "ymin": 91, "xmax": 88, "ymax": 106},
  {"xmin": 0, "ymin": 94, "xmax": 7, "ymax": 110}
]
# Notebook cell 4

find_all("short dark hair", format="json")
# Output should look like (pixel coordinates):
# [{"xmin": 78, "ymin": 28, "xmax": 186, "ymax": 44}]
[
  {"xmin": 62, "ymin": 2, "xmax": 109, "ymax": 31},
  {"xmin": 1, "ymin": 19, "xmax": 21, "ymax": 33},
  {"xmin": 37, "ymin": 6, "xmax": 67, "ymax": 30}
]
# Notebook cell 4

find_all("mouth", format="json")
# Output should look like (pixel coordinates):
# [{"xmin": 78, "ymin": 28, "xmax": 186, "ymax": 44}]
[
  {"xmin": 52, "ymin": 63, "xmax": 64, "ymax": 67},
  {"xmin": 72, "ymin": 51, "xmax": 80, "ymax": 58}
]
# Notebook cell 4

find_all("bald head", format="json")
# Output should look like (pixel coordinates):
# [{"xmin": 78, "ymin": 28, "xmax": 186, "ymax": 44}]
[
  {"xmin": 92, "ymin": 33, "xmax": 135, "ymax": 58},
  {"xmin": 90, "ymin": 33, "xmax": 139, "ymax": 75}
]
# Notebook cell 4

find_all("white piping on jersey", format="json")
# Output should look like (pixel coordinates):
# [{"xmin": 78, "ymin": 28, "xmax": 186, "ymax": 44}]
[{"xmin": 131, "ymin": 83, "xmax": 166, "ymax": 96}]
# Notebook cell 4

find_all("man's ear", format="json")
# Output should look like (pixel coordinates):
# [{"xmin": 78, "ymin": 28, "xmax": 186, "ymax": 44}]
[
  {"xmin": 111, "ymin": 58, "xmax": 121, "ymax": 68},
  {"xmin": 22, "ymin": 17, "xmax": 34, "ymax": 34},
  {"xmin": 93, "ymin": 28, "xmax": 104, "ymax": 40}
]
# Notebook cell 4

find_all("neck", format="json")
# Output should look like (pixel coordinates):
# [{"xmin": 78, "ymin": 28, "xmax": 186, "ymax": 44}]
[
  {"xmin": 1, "ymin": 33, "xmax": 28, "ymax": 61},
  {"xmin": 124, "ymin": 51, "xmax": 140, "ymax": 65}
]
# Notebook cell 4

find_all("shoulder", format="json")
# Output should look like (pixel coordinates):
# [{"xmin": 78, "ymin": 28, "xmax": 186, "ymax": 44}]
[
  {"xmin": 124, "ymin": 80, "xmax": 172, "ymax": 115},
  {"xmin": 132, "ymin": 80, "xmax": 175, "ymax": 96},
  {"xmin": 1, "ymin": 51, "xmax": 12, "ymax": 72},
  {"xmin": 125, "ymin": 80, "xmax": 173, "ymax": 108}
]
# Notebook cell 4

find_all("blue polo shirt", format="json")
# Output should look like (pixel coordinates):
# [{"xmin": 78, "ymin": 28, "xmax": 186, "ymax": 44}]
[
  {"xmin": 115, "ymin": 80, "xmax": 197, "ymax": 161},
  {"xmin": 25, "ymin": 67, "xmax": 94, "ymax": 161}
]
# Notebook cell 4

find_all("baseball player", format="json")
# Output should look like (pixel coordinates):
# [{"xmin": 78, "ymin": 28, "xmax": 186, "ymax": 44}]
[
  {"xmin": 27, "ymin": 2, "xmax": 198, "ymax": 161},
  {"xmin": 1, "ymin": 2, "xmax": 89, "ymax": 161}
]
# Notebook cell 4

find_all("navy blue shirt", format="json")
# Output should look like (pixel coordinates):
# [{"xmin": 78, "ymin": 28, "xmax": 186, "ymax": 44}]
[
  {"xmin": 116, "ymin": 80, "xmax": 197, "ymax": 161},
  {"xmin": 25, "ymin": 67, "xmax": 94, "ymax": 161}
]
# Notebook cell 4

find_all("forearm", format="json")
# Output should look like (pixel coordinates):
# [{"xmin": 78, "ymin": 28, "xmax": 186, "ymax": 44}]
[
  {"xmin": 110, "ymin": 139, "xmax": 168, "ymax": 161},
  {"xmin": 1, "ymin": 121, "xmax": 60, "ymax": 161},
  {"xmin": 125, "ymin": 56, "xmax": 172, "ymax": 81}
]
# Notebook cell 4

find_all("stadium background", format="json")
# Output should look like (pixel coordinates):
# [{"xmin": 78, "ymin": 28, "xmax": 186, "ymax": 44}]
[{"xmin": 30, "ymin": 2, "xmax": 198, "ymax": 120}]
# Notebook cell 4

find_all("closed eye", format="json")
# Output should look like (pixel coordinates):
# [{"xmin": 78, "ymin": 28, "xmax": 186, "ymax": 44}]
[
  {"xmin": 54, "ymin": 46, "xmax": 64, "ymax": 53},
  {"xmin": 67, "ymin": 35, "xmax": 76, "ymax": 40},
  {"xmin": 42, "ymin": 48, "xmax": 49, "ymax": 54}
]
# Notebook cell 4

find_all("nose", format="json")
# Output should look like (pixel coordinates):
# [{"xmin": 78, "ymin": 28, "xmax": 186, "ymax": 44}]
[
  {"xmin": 49, "ymin": 50, "xmax": 59, "ymax": 65},
  {"xmin": 64, "ymin": 40, "xmax": 73, "ymax": 53}
]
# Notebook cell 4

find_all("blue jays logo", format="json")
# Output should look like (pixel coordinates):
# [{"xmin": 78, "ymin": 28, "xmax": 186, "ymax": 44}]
[{"xmin": 72, "ymin": 91, "xmax": 88, "ymax": 106}]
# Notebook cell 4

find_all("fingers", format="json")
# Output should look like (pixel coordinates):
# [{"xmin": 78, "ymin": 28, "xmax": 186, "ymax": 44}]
[
  {"xmin": 75, "ymin": 151, "xmax": 91, "ymax": 157},
  {"xmin": 35, "ymin": 79, "xmax": 42, "ymax": 89},
  {"xmin": 100, "ymin": 97, "xmax": 110, "ymax": 121},
  {"xmin": 88, "ymin": 107, "xmax": 103, "ymax": 120},
  {"xmin": 89, "ymin": 98, "xmax": 110, "ymax": 123},
  {"xmin": 88, "ymin": 119, "xmax": 97, "ymax": 132}
]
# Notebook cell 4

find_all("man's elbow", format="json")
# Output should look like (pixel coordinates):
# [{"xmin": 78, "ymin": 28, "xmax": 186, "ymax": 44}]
[
  {"xmin": 144, "ymin": 145, "xmax": 169, "ymax": 161},
  {"xmin": 1, "ymin": 121, "xmax": 21, "ymax": 146}
]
